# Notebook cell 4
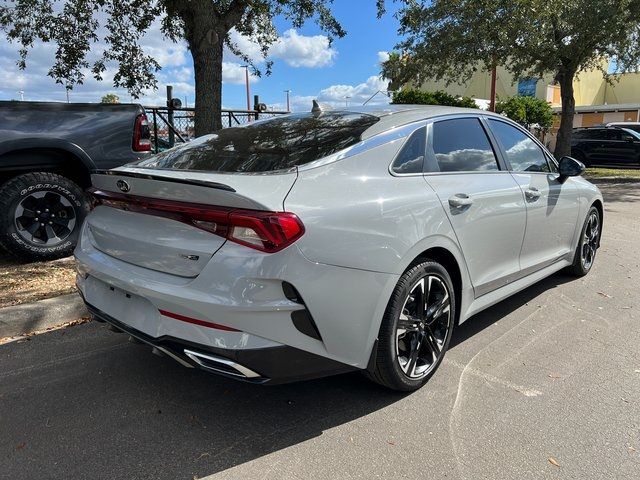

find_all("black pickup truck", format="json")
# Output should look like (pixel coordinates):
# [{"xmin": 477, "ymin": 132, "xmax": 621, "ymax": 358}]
[{"xmin": 0, "ymin": 101, "xmax": 152, "ymax": 260}]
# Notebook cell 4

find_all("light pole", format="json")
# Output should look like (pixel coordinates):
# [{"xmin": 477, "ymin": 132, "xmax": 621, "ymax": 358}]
[
  {"xmin": 284, "ymin": 89, "xmax": 291, "ymax": 112},
  {"xmin": 345, "ymin": 96, "xmax": 351, "ymax": 107},
  {"xmin": 241, "ymin": 65, "xmax": 251, "ymax": 112}
]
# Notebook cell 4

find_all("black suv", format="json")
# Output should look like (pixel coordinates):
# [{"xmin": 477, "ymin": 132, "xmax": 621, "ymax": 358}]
[{"xmin": 571, "ymin": 127, "xmax": 640, "ymax": 167}]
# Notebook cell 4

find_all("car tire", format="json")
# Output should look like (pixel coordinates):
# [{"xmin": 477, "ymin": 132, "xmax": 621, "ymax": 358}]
[
  {"xmin": 566, "ymin": 206, "xmax": 601, "ymax": 277},
  {"xmin": 367, "ymin": 260, "xmax": 456, "ymax": 391},
  {"xmin": 0, "ymin": 172, "xmax": 89, "ymax": 261}
]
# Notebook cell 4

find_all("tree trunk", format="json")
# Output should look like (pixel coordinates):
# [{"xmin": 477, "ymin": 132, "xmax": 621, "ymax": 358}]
[
  {"xmin": 191, "ymin": 34, "xmax": 224, "ymax": 136},
  {"xmin": 555, "ymin": 68, "xmax": 576, "ymax": 159}
]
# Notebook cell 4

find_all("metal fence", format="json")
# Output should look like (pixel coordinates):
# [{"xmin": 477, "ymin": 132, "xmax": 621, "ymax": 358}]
[{"xmin": 145, "ymin": 106, "xmax": 289, "ymax": 153}]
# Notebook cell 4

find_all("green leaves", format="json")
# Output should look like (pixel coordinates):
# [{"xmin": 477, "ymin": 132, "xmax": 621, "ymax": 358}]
[
  {"xmin": 392, "ymin": 89, "xmax": 478, "ymax": 108},
  {"xmin": 0, "ymin": 0, "xmax": 348, "ymax": 101},
  {"xmin": 386, "ymin": 0, "xmax": 640, "ymax": 155},
  {"xmin": 495, "ymin": 96, "xmax": 553, "ymax": 130}
]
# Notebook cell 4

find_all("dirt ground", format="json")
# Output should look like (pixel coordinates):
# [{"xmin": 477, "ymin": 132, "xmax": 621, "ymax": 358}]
[{"xmin": 0, "ymin": 255, "xmax": 77, "ymax": 308}]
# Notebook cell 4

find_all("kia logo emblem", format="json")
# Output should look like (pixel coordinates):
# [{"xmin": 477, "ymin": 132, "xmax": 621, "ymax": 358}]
[{"xmin": 116, "ymin": 180, "xmax": 130, "ymax": 193}]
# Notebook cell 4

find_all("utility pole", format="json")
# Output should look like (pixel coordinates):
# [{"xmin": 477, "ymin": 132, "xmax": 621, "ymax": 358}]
[
  {"xmin": 489, "ymin": 58, "xmax": 497, "ymax": 112},
  {"xmin": 284, "ymin": 89, "xmax": 291, "ymax": 112},
  {"xmin": 345, "ymin": 96, "xmax": 351, "ymax": 107}
]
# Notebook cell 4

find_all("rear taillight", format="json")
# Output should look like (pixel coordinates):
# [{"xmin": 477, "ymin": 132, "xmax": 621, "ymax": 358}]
[
  {"xmin": 132, "ymin": 113, "xmax": 151, "ymax": 152},
  {"xmin": 88, "ymin": 188, "xmax": 305, "ymax": 253}
]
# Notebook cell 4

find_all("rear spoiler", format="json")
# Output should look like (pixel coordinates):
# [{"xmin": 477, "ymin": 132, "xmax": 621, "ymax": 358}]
[{"xmin": 93, "ymin": 169, "xmax": 236, "ymax": 192}]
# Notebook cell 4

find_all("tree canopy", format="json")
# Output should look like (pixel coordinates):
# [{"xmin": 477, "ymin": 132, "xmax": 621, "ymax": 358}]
[
  {"xmin": 101, "ymin": 93, "xmax": 120, "ymax": 104},
  {"xmin": 0, "ymin": 0, "xmax": 377, "ymax": 134},
  {"xmin": 383, "ymin": 0, "xmax": 640, "ymax": 157}
]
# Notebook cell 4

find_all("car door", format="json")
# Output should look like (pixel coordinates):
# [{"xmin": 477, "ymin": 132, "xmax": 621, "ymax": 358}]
[
  {"xmin": 589, "ymin": 129, "xmax": 628, "ymax": 164},
  {"xmin": 618, "ymin": 129, "xmax": 640, "ymax": 164},
  {"xmin": 423, "ymin": 117, "xmax": 527, "ymax": 298},
  {"xmin": 486, "ymin": 118, "xmax": 579, "ymax": 273}
]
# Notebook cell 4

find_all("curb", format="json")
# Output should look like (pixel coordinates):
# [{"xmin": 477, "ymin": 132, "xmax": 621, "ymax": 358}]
[
  {"xmin": 0, "ymin": 293, "xmax": 88, "ymax": 338},
  {"xmin": 585, "ymin": 177, "xmax": 640, "ymax": 185}
]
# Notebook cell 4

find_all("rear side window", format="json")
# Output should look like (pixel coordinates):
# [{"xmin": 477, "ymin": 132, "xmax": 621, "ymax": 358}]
[
  {"xmin": 583, "ymin": 129, "xmax": 619, "ymax": 140},
  {"xmin": 427, "ymin": 118, "xmax": 499, "ymax": 172},
  {"xmin": 488, "ymin": 119, "xmax": 549, "ymax": 173},
  {"xmin": 133, "ymin": 112, "xmax": 379, "ymax": 173},
  {"xmin": 391, "ymin": 127, "xmax": 426, "ymax": 174}
]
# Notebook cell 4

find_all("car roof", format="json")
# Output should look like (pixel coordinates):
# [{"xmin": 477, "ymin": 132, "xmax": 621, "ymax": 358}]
[{"xmin": 328, "ymin": 104, "xmax": 505, "ymax": 139}]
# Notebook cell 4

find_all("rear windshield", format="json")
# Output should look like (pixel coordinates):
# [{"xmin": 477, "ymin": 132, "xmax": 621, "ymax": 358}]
[{"xmin": 133, "ymin": 111, "xmax": 379, "ymax": 173}]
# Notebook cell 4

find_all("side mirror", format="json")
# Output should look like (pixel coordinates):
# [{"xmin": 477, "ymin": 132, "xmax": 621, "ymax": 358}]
[{"xmin": 558, "ymin": 156, "xmax": 585, "ymax": 182}]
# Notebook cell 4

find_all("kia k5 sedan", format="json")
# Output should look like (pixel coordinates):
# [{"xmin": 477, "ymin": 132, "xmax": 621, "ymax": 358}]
[{"xmin": 75, "ymin": 105, "xmax": 603, "ymax": 391}]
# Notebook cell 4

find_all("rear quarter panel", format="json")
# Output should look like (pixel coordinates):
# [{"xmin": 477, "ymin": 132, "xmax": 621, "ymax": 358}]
[{"xmin": 284, "ymin": 140, "xmax": 468, "ymax": 278}]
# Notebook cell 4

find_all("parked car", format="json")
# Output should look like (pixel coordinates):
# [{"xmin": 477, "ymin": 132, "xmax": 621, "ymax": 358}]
[
  {"xmin": 75, "ymin": 105, "xmax": 603, "ymax": 391},
  {"xmin": 571, "ymin": 126, "xmax": 640, "ymax": 166},
  {"xmin": 606, "ymin": 121, "xmax": 640, "ymax": 134},
  {"xmin": 0, "ymin": 101, "xmax": 152, "ymax": 260}
]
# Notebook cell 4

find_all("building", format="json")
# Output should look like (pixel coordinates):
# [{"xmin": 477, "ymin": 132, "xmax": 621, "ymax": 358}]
[{"xmin": 416, "ymin": 62, "xmax": 640, "ymax": 149}]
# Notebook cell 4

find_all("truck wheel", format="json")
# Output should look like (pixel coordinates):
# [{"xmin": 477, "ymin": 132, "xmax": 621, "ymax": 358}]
[{"xmin": 0, "ymin": 172, "xmax": 89, "ymax": 261}]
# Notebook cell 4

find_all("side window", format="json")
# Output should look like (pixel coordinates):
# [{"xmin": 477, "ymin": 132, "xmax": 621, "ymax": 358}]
[
  {"xmin": 573, "ymin": 130, "xmax": 587, "ymax": 139},
  {"xmin": 427, "ymin": 118, "xmax": 499, "ymax": 172},
  {"xmin": 488, "ymin": 119, "xmax": 550, "ymax": 173},
  {"xmin": 621, "ymin": 131, "xmax": 637, "ymax": 142},
  {"xmin": 391, "ymin": 127, "xmax": 426, "ymax": 174},
  {"xmin": 604, "ymin": 129, "xmax": 620, "ymax": 141}
]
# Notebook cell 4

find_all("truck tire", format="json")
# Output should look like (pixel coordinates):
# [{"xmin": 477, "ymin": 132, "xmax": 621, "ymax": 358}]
[{"xmin": 0, "ymin": 172, "xmax": 89, "ymax": 261}]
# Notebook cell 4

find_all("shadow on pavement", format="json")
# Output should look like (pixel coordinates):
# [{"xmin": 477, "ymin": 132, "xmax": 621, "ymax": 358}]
[
  {"xmin": 0, "ymin": 325, "xmax": 403, "ymax": 480},
  {"xmin": 451, "ymin": 271, "xmax": 575, "ymax": 348},
  {"xmin": 0, "ymin": 267, "xmax": 585, "ymax": 480}
]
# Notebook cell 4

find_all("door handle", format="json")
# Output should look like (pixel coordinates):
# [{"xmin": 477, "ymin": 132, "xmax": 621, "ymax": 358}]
[
  {"xmin": 448, "ymin": 194, "xmax": 473, "ymax": 208},
  {"xmin": 525, "ymin": 187, "xmax": 541, "ymax": 200}
]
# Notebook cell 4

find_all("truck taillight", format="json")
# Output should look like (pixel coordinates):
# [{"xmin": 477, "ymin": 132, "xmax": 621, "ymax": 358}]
[
  {"xmin": 132, "ymin": 113, "xmax": 151, "ymax": 152},
  {"xmin": 88, "ymin": 188, "xmax": 305, "ymax": 253}
]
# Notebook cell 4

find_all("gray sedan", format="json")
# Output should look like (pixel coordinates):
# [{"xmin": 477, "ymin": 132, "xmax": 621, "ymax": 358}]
[{"xmin": 75, "ymin": 105, "xmax": 602, "ymax": 391}]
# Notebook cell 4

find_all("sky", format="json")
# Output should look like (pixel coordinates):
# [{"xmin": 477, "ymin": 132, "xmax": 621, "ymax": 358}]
[{"xmin": 0, "ymin": 1, "xmax": 402, "ymax": 112}]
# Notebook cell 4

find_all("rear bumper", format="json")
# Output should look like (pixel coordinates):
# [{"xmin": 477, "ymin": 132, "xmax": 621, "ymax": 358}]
[
  {"xmin": 85, "ymin": 302, "xmax": 356, "ymax": 384},
  {"xmin": 75, "ymin": 219, "xmax": 399, "ymax": 368}
]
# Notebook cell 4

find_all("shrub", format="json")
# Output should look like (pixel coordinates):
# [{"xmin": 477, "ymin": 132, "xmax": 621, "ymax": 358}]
[
  {"xmin": 495, "ymin": 95, "xmax": 553, "ymax": 130},
  {"xmin": 392, "ymin": 89, "xmax": 478, "ymax": 108}
]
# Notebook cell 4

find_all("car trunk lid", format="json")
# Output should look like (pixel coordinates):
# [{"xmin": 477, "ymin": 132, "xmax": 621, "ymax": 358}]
[{"xmin": 86, "ymin": 167, "xmax": 298, "ymax": 277}]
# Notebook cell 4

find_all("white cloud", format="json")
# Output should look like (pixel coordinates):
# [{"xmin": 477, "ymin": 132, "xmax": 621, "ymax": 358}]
[
  {"xmin": 317, "ymin": 75, "xmax": 390, "ymax": 106},
  {"xmin": 221, "ymin": 62, "xmax": 259, "ymax": 85},
  {"xmin": 377, "ymin": 51, "xmax": 390, "ymax": 63},
  {"xmin": 227, "ymin": 29, "xmax": 265, "ymax": 63},
  {"xmin": 269, "ymin": 29, "xmax": 336, "ymax": 68},
  {"xmin": 267, "ymin": 76, "xmax": 392, "ymax": 113},
  {"xmin": 227, "ymin": 29, "xmax": 337, "ymax": 69}
]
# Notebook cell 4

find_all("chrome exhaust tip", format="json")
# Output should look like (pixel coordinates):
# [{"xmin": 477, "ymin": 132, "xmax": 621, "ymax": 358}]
[{"xmin": 183, "ymin": 349, "xmax": 261, "ymax": 379}]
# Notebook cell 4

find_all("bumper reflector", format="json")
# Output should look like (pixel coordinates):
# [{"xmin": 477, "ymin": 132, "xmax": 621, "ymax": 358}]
[{"xmin": 158, "ymin": 309, "xmax": 241, "ymax": 332}]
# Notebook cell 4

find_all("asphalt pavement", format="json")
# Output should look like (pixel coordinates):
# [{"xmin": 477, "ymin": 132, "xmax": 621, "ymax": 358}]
[{"xmin": 1, "ymin": 182, "xmax": 639, "ymax": 480}]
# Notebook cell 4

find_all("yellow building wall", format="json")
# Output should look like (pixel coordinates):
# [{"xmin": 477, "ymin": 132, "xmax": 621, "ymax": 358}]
[
  {"xmin": 599, "ymin": 72, "xmax": 640, "ymax": 104},
  {"xmin": 573, "ymin": 68, "xmax": 607, "ymax": 105},
  {"xmin": 414, "ymin": 60, "xmax": 639, "ymax": 108},
  {"xmin": 417, "ymin": 65, "xmax": 554, "ymax": 101}
]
